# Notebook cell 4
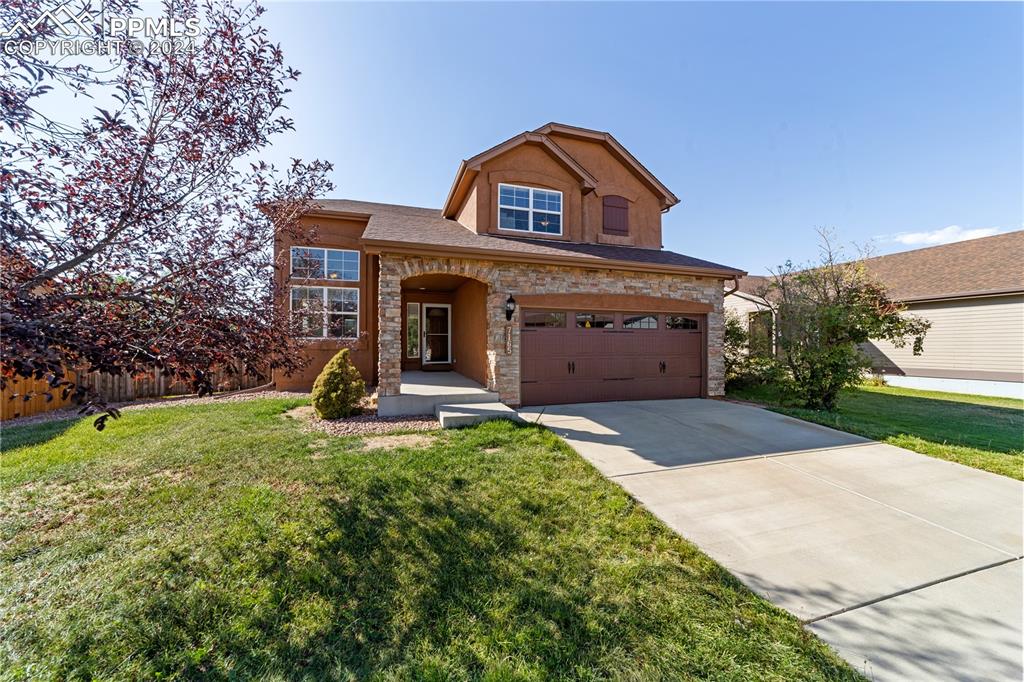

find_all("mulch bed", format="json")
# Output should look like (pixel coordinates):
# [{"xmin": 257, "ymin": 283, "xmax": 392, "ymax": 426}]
[{"xmin": 286, "ymin": 405, "xmax": 438, "ymax": 436}]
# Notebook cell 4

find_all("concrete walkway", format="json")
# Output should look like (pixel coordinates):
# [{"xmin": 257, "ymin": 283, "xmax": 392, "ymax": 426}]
[{"xmin": 518, "ymin": 399, "xmax": 1024, "ymax": 681}]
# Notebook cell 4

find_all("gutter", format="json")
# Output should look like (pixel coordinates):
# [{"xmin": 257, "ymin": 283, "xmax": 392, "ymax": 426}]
[{"xmin": 897, "ymin": 288, "xmax": 1024, "ymax": 304}]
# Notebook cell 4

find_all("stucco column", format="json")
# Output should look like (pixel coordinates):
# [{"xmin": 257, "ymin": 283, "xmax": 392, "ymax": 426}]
[{"xmin": 377, "ymin": 255, "xmax": 403, "ymax": 396}]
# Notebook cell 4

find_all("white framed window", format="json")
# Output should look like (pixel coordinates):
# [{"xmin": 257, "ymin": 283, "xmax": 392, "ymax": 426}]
[
  {"xmin": 290, "ymin": 286, "xmax": 359, "ymax": 339},
  {"xmin": 290, "ymin": 246, "xmax": 360, "ymax": 281},
  {"xmin": 497, "ymin": 183, "xmax": 562, "ymax": 235}
]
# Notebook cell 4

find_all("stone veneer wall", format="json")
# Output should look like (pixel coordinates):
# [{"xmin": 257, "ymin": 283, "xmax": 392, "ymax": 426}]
[{"xmin": 378, "ymin": 254, "xmax": 726, "ymax": 404}]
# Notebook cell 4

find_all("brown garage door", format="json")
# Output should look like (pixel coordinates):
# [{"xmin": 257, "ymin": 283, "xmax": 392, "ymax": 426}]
[{"xmin": 520, "ymin": 309, "xmax": 705, "ymax": 406}]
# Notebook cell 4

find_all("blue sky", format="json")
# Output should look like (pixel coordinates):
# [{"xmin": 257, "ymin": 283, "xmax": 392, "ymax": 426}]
[
  {"xmin": 34, "ymin": 1, "xmax": 1007, "ymax": 274},
  {"xmin": 257, "ymin": 1, "xmax": 1022, "ymax": 273}
]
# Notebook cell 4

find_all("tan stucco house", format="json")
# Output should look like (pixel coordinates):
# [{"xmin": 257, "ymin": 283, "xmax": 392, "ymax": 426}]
[
  {"xmin": 275, "ymin": 123, "xmax": 746, "ymax": 414},
  {"xmin": 725, "ymin": 231, "xmax": 1024, "ymax": 399}
]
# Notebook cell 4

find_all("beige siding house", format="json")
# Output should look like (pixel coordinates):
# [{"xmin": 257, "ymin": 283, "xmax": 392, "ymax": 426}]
[{"xmin": 726, "ymin": 231, "xmax": 1024, "ymax": 399}]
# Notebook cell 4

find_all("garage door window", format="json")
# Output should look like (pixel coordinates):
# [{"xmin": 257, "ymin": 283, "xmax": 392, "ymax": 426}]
[
  {"xmin": 665, "ymin": 315, "xmax": 700, "ymax": 330},
  {"xmin": 623, "ymin": 314, "xmax": 658, "ymax": 329},
  {"xmin": 575, "ymin": 312, "xmax": 614, "ymax": 329},
  {"xmin": 523, "ymin": 311, "xmax": 566, "ymax": 328}
]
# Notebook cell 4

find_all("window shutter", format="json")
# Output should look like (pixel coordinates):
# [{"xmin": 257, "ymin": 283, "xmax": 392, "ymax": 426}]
[{"xmin": 602, "ymin": 195, "xmax": 629, "ymax": 235}]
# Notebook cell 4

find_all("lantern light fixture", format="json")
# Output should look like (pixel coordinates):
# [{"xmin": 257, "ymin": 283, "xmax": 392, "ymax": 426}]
[{"xmin": 504, "ymin": 294, "xmax": 517, "ymax": 321}]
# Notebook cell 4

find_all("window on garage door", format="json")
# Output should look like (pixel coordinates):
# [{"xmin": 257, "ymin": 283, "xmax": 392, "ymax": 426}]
[
  {"xmin": 623, "ymin": 314, "xmax": 658, "ymax": 329},
  {"xmin": 665, "ymin": 315, "xmax": 701, "ymax": 330},
  {"xmin": 575, "ymin": 312, "xmax": 615, "ymax": 329}
]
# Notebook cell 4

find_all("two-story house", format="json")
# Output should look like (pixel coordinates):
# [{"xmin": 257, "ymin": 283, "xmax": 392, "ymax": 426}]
[{"xmin": 276, "ymin": 123, "xmax": 746, "ymax": 415}]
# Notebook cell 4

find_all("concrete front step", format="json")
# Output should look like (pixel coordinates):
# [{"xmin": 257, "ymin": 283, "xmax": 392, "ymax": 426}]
[
  {"xmin": 435, "ymin": 402, "xmax": 526, "ymax": 428},
  {"xmin": 377, "ymin": 390, "xmax": 499, "ymax": 417}
]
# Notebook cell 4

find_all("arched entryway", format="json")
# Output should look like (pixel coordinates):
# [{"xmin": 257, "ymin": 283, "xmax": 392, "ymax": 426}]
[{"xmin": 399, "ymin": 272, "xmax": 490, "ymax": 387}]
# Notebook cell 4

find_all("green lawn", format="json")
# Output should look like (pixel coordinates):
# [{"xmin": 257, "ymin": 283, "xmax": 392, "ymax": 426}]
[
  {"xmin": 0, "ymin": 399, "xmax": 859, "ymax": 681},
  {"xmin": 729, "ymin": 383, "xmax": 1023, "ymax": 480}
]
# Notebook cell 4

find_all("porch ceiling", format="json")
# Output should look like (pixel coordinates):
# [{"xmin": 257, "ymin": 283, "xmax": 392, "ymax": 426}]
[{"xmin": 401, "ymin": 273, "xmax": 476, "ymax": 291}]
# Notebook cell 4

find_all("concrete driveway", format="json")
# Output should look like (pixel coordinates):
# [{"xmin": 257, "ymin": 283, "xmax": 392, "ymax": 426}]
[{"xmin": 518, "ymin": 399, "xmax": 1024, "ymax": 681}]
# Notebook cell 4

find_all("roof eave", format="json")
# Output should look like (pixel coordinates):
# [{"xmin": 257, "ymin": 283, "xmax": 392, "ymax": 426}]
[
  {"xmin": 897, "ymin": 288, "xmax": 1024, "ymax": 304},
  {"xmin": 361, "ymin": 237, "xmax": 745, "ymax": 279},
  {"xmin": 442, "ymin": 160, "xmax": 472, "ymax": 219}
]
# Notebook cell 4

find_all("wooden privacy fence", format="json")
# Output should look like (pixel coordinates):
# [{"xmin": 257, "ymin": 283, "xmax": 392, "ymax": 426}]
[{"xmin": 1, "ymin": 367, "xmax": 268, "ymax": 421}]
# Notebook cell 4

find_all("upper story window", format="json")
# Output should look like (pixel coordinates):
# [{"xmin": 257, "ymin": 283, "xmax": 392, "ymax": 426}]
[
  {"xmin": 290, "ymin": 246, "xmax": 360, "ymax": 281},
  {"xmin": 498, "ymin": 183, "xmax": 562, "ymax": 235},
  {"xmin": 602, "ymin": 195, "xmax": 629, "ymax": 236}
]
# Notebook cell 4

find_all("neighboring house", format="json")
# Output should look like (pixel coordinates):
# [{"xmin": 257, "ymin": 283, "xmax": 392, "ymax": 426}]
[
  {"xmin": 274, "ymin": 123, "xmax": 746, "ymax": 414},
  {"xmin": 724, "ymin": 231, "xmax": 1024, "ymax": 399}
]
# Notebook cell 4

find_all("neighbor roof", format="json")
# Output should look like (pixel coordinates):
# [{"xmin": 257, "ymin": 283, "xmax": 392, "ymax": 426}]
[
  {"xmin": 733, "ymin": 231, "xmax": 1024, "ymax": 302},
  {"xmin": 309, "ymin": 199, "xmax": 744, "ymax": 278}
]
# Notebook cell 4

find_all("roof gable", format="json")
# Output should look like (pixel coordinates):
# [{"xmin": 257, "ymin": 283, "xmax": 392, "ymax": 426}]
[
  {"xmin": 534, "ymin": 123, "xmax": 680, "ymax": 210},
  {"xmin": 442, "ymin": 132, "xmax": 597, "ymax": 219}
]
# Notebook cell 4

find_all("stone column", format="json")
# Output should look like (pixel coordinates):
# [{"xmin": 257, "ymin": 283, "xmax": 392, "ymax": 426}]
[
  {"xmin": 488, "ymin": 275, "xmax": 520, "ymax": 405},
  {"xmin": 377, "ymin": 255, "xmax": 403, "ymax": 396},
  {"xmin": 706, "ymin": 286, "xmax": 726, "ymax": 396}
]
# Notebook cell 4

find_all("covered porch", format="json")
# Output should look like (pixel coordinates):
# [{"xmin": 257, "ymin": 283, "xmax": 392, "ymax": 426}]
[{"xmin": 377, "ymin": 269, "xmax": 501, "ymax": 417}]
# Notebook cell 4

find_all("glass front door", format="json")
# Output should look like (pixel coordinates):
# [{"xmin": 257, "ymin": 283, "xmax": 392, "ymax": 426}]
[{"xmin": 422, "ymin": 304, "xmax": 451, "ymax": 364}]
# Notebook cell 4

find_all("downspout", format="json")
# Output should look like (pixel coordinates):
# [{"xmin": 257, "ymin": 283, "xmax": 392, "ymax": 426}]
[{"xmin": 724, "ymin": 277, "xmax": 740, "ymax": 298}]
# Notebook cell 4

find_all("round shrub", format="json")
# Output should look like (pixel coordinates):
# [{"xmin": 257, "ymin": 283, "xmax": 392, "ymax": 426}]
[{"xmin": 311, "ymin": 348, "xmax": 365, "ymax": 419}]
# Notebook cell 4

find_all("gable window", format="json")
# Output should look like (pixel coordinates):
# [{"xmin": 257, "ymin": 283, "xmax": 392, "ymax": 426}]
[
  {"xmin": 498, "ymin": 183, "xmax": 562, "ymax": 235},
  {"xmin": 290, "ymin": 247, "xmax": 360, "ymax": 281},
  {"xmin": 602, "ymin": 195, "xmax": 629, "ymax": 236},
  {"xmin": 290, "ymin": 286, "xmax": 359, "ymax": 338}
]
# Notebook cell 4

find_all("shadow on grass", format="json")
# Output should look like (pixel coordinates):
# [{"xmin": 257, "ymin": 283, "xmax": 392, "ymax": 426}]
[
  {"xmin": 186, "ymin": 472, "xmax": 614, "ymax": 679},
  {"xmin": 1, "ymin": 417, "xmax": 83, "ymax": 451}
]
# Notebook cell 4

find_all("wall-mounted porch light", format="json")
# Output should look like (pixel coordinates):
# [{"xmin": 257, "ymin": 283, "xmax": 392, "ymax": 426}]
[{"xmin": 504, "ymin": 294, "xmax": 517, "ymax": 321}]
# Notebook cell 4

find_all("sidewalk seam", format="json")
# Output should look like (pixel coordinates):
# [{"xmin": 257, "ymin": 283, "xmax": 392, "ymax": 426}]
[{"xmin": 803, "ymin": 556, "xmax": 1023, "ymax": 624}]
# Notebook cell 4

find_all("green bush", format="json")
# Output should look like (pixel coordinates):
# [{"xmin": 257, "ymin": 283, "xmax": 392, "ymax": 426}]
[
  {"xmin": 724, "ymin": 310, "xmax": 787, "ymax": 392},
  {"xmin": 311, "ymin": 349, "xmax": 365, "ymax": 419}
]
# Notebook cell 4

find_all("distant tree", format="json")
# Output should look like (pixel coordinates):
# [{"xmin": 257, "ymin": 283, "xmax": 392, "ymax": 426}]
[
  {"xmin": 1, "ymin": 0, "xmax": 332, "ymax": 428},
  {"xmin": 757, "ymin": 230, "xmax": 930, "ymax": 410},
  {"xmin": 723, "ymin": 310, "xmax": 748, "ymax": 385}
]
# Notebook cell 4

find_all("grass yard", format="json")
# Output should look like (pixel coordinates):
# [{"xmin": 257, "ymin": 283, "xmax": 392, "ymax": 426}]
[
  {"xmin": 0, "ymin": 399, "xmax": 859, "ymax": 681},
  {"xmin": 729, "ymin": 383, "xmax": 1023, "ymax": 480}
]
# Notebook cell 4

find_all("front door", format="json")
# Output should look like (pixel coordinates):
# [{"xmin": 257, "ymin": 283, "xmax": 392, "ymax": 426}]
[{"xmin": 422, "ymin": 304, "xmax": 451, "ymax": 366}]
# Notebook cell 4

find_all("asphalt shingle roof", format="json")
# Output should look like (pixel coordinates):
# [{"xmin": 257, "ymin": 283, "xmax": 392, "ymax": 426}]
[
  {"xmin": 312, "ymin": 199, "xmax": 744, "ymax": 275},
  {"xmin": 735, "ymin": 230, "xmax": 1024, "ymax": 301}
]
